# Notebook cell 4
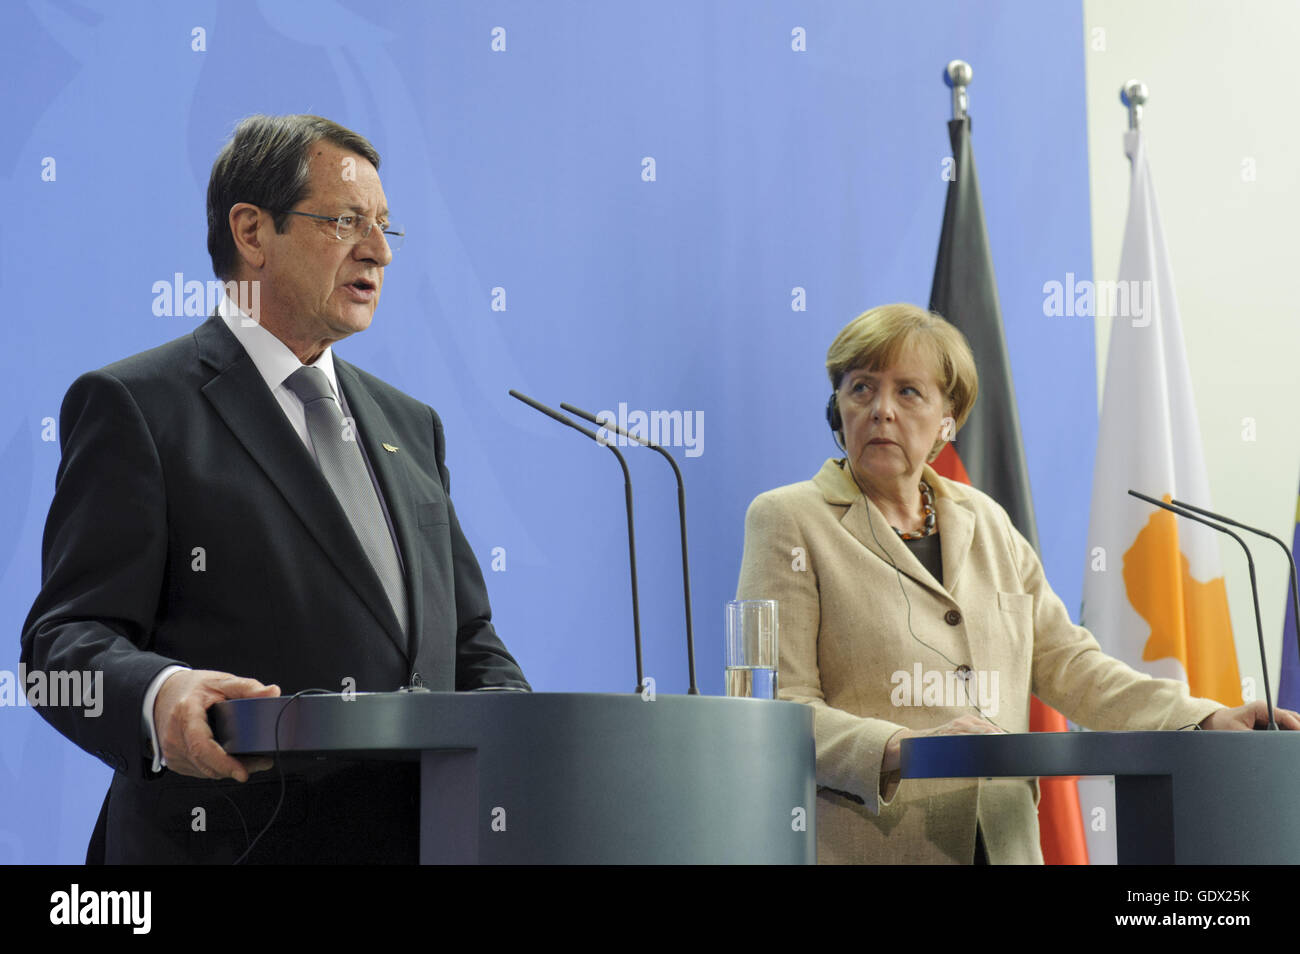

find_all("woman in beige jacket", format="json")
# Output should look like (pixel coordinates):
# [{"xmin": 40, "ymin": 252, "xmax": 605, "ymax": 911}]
[{"xmin": 736, "ymin": 303, "xmax": 1292, "ymax": 864}]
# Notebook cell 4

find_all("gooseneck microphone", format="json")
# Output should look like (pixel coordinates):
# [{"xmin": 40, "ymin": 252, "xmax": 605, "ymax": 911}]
[
  {"xmin": 510, "ymin": 390, "xmax": 644, "ymax": 694},
  {"xmin": 1169, "ymin": 497, "xmax": 1300, "ymax": 675},
  {"xmin": 561, "ymin": 401, "xmax": 700, "ymax": 695},
  {"xmin": 1128, "ymin": 489, "xmax": 1276, "ymax": 729}
]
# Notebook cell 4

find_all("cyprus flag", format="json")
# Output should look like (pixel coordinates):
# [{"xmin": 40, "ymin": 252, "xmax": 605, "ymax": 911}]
[{"xmin": 1080, "ymin": 129, "xmax": 1241, "ymax": 706}]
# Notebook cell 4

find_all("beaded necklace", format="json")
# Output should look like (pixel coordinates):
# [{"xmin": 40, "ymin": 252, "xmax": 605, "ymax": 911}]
[{"xmin": 892, "ymin": 479, "xmax": 936, "ymax": 540}]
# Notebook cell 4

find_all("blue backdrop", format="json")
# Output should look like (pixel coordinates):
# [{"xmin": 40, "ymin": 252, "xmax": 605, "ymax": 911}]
[{"xmin": 0, "ymin": 0, "xmax": 1096, "ymax": 863}]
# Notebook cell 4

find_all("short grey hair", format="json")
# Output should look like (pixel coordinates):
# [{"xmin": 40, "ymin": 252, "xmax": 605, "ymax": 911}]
[{"xmin": 206, "ymin": 114, "xmax": 381, "ymax": 280}]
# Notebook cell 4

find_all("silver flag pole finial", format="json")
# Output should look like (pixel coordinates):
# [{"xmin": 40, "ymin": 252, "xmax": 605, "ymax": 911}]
[
  {"xmin": 945, "ymin": 59, "xmax": 973, "ymax": 121},
  {"xmin": 1121, "ymin": 80, "xmax": 1148, "ymax": 131}
]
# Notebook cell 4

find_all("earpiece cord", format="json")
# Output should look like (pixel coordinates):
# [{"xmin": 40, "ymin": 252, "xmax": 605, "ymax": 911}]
[{"xmin": 837, "ymin": 436, "xmax": 1005, "ymax": 731}]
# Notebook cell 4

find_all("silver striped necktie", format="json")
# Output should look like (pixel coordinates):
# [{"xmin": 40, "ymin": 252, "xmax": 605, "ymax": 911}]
[{"xmin": 284, "ymin": 365, "xmax": 408, "ymax": 635}]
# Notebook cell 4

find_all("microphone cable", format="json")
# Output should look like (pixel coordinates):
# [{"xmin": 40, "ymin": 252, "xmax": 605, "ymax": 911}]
[{"xmin": 230, "ymin": 687, "xmax": 335, "ymax": 865}]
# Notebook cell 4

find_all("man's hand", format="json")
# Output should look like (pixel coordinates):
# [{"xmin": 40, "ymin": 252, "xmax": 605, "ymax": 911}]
[
  {"xmin": 154, "ymin": 669, "xmax": 280, "ymax": 781},
  {"xmin": 1199, "ymin": 700, "xmax": 1300, "ymax": 731}
]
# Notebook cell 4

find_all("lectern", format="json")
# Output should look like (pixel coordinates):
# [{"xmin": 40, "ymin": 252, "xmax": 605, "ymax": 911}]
[
  {"xmin": 901, "ymin": 730, "xmax": 1300, "ymax": 863},
  {"xmin": 214, "ymin": 691, "xmax": 816, "ymax": 864}
]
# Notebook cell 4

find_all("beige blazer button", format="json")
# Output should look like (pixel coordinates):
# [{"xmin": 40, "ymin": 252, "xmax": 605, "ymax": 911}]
[{"xmin": 944, "ymin": 609, "xmax": 962, "ymax": 626}]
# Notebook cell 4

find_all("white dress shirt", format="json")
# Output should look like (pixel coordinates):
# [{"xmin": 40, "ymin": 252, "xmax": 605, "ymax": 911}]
[{"xmin": 142, "ymin": 296, "xmax": 405, "ymax": 771}]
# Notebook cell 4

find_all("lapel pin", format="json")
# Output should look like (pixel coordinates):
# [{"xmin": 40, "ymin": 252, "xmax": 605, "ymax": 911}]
[{"xmin": 382, "ymin": 443, "xmax": 399, "ymax": 453}]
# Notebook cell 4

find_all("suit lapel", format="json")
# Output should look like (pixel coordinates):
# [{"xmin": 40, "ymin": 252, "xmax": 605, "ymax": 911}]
[
  {"xmin": 933, "ymin": 488, "xmax": 974, "ymax": 592},
  {"xmin": 334, "ymin": 358, "xmax": 426, "ymax": 662},
  {"xmin": 813, "ymin": 458, "xmax": 973, "ymax": 601},
  {"xmin": 194, "ymin": 316, "xmax": 409, "ymax": 660}
]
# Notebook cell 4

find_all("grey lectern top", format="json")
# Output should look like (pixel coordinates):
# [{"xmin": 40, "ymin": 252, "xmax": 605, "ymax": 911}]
[
  {"xmin": 901, "ymin": 730, "xmax": 1300, "ymax": 864},
  {"xmin": 214, "ymin": 691, "xmax": 816, "ymax": 864}
]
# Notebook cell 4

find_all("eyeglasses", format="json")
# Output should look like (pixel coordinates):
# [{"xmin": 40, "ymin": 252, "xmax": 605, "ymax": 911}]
[{"xmin": 277, "ymin": 210, "xmax": 405, "ymax": 253}]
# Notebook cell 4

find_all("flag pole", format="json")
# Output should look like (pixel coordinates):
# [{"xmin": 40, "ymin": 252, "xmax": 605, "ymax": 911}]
[
  {"xmin": 945, "ymin": 59, "xmax": 971, "ymax": 121},
  {"xmin": 1121, "ymin": 80, "xmax": 1148, "ymax": 131}
]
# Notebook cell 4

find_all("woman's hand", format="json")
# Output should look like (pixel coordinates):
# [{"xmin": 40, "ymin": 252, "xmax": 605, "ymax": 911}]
[
  {"xmin": 1199, "ymin": 701, "xmax": 1300, "ymax": 731},
  {"xmin": 878, "ymin": 716, "xmax": 1005, "ymax": 800},
  {"xmin": 883, "ymin": 715, "xmax": 1005, "ymax": 773}
]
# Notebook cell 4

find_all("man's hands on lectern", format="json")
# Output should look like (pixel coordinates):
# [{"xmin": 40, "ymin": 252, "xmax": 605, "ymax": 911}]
[
  {"xmin": 1199, "ymin": 700, "xmax": 1300, "ymax": 731},
  {"xmin": 154, "ymin": 670, "xmax": 281, "ymax": 781}
]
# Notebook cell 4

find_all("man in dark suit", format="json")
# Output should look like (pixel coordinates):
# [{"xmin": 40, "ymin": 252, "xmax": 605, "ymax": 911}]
[{"xmin": 20, "ymin": 114, "xmax": 529, "ymax": 863}]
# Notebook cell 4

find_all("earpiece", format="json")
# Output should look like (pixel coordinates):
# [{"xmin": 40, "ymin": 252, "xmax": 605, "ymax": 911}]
[
  {"xmin": 826, "ymin": 393, "xmax": 847, "ymax": 450},
  {"xmin": 825, "ymin": 393, "xmax": 842, "ymax": 435}
]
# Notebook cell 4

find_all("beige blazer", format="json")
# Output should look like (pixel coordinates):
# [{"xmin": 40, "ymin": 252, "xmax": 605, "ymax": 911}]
[{"xmin": 736, "ymin": 459, "xmax": 1222, "ymax": 864}]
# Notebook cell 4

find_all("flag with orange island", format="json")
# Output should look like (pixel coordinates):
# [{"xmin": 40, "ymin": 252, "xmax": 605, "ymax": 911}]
[{"xmin": 1081, "ymin": 128, "xmax": 1241, "ymax": 706}]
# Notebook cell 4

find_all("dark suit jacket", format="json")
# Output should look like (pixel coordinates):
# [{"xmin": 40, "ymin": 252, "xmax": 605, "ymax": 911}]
[{"xmin": 21, "ymin": 315, "xmax": 529, "ymax": 863}]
